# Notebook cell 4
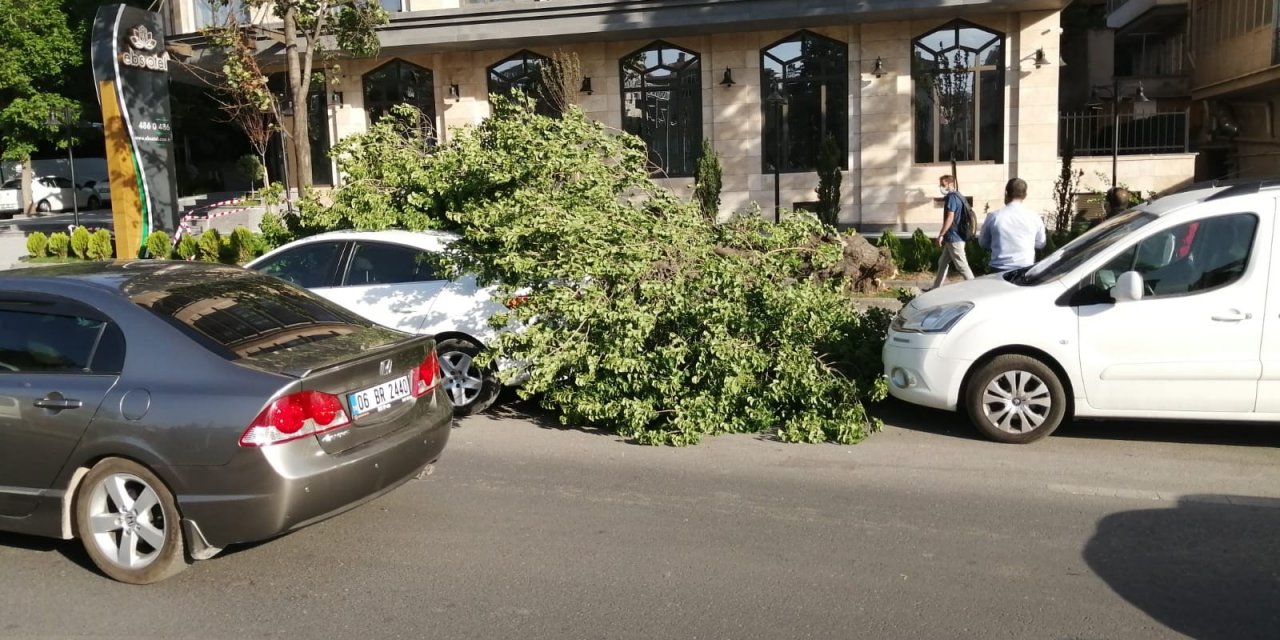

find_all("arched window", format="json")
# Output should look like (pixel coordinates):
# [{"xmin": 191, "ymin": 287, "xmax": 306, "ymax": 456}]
[
  {"xmin": 621, "ymin": 41, "xmax": 702, "ymax": 177},
  {"xmin": 362, "ymin": 59, "xmax": 436, "ymax": 130},
  {"xmin": 487, "ymin": 50, "xmax": 558, "ymax": 117},
  {"xmin": 760, "ymin": 30, "xmax": 848, "ymax": 173},
  {"xmin": 912, "ymin": 20, "xmax": 1005, "ymax": 164}
]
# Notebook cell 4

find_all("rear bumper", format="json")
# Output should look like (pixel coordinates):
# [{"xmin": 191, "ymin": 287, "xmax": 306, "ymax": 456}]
[{"xmin": 168, "ymin": 388, "xmax": 452, "ymax": 548}]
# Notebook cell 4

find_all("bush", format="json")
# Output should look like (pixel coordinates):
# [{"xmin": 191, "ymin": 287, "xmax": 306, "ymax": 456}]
[
  {"xmin": 257, "ymin": 212, "xmax": 294, "ymax": 250},
  {"xmin": 197, "ymin": 228, "xmax": 223, "ymax": 262},
  {"xmin": 175, "ymin": 233, "xmax": 199, "ymax": 260},
  {"xmin": 145, "ymin": 230, "xmax": 172, "ymax": 259},
  {"xmin": 900, "ymin": 229, "xmax": 940, "ymax": 273},
  {"xmin": 48, "ymin": 232, "xmax": 69, "ymax": 258},
  {"xmin": 87, "ymin": 229, "xmax": 113, "ymax": 260},
  {"xmin": 25, "ymin": 232, "xmax": 48, "ymax": 258},
  {"xmin": 229, "ymin": 226, "xmax": 258, "ymax": 263},
  {"xmin": 878, "ymin": 230, "xmax": 903, "ymax": 270},
  {"xmin": 300, "ymin": 97, "xmax": 890, "ymax": 446},
  {"xmin": 70, "ymin": 226, "xmax": 91, "ymax": 260},
  {"xmin": 692, "ymin": 138, "xmax": 722, "ymax": 220}
]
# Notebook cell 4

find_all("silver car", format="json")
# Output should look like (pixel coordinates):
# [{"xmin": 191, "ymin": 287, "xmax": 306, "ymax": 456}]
[{"xmin": 0, "ymin": 261, "xmax": 452, "ymax": 583}]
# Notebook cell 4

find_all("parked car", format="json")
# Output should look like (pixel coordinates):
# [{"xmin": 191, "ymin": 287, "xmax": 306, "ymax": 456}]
[
  {"xmin": 0, "ymin": 261, "xmax": 451, "ymax": 583},
  {"xmin": 247, "ymin": 230, "xmax": 521, "ymax": 415},
  {"xmin": 79, "ymin": 177, "xmax": 112, "ymax": 207},
  {"xmin": 883, "ymin": 180, "xmax": 1279, "ymax": 443},
  {"xmin": 0, "ymin": 176, "xmax": 99, "ymax": 218}
]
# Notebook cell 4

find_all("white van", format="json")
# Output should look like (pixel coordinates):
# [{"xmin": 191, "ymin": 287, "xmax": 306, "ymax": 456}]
[{"xmin": 883, "ymin": 180, "xmax": 1278, "ymax": 443}]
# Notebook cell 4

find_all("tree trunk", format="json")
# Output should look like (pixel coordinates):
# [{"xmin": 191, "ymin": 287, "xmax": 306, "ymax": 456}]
[
  {"xmin": 19, "ymin": 161, "xmax": 33, "ymax": 215},
  {"xmin": 283, "ymin": 7, "xmax": 312, "ymax": 196}
]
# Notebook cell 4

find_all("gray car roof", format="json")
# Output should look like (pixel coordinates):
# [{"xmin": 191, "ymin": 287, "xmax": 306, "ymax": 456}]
[{"xmin": 0, "ymin": 260, "xmax": 249, "ymax": 296}]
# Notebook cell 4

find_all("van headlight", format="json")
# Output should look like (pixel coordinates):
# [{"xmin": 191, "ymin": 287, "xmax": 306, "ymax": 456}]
[{"xmin": 892, "ymin": 302, "xmax": 973, "ymax": 334}]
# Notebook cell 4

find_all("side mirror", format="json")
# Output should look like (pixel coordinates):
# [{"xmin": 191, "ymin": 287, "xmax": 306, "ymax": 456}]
[{"xmin": 1113, "ymin": 271, "xmax": 1145, "ymax": 302}]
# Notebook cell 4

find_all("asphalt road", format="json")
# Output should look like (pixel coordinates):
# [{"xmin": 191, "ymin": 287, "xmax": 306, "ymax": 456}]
[{"xmin": 1, "ymin": 400, "xmax": 1278, "ymax": 639}]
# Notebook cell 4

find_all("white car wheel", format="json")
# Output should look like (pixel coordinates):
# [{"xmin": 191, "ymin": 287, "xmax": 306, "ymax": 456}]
[{"xmin": 436, "ymin": 337, "xmax": 501, "ymax": 415}]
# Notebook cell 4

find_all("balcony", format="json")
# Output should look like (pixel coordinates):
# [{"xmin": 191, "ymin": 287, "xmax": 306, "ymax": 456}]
[
  {"xmin": 1106, "ymin": 0, "xmax": 1187, "ymax": 34},
  {"xmin": 1059, "ymin": 110, "xmax": 1191, "ymax": 157},
  {"xmin": 1190, "ymin": 0, "xmax": 1278, "ymax": 97}
]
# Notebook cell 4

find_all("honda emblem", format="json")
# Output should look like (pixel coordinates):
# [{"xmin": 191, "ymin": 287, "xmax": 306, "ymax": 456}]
[{"xmin": 379, "ymin": 359, "xmax": 393, "ymax": 376}]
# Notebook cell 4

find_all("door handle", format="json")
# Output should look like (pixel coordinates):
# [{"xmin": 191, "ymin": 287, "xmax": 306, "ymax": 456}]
[
  {"xmin": 1211, "ymin": 310, "xmax": 1252, "ymax": 322},
  {"xmin": 33, "ymin": 392, "xmax": 83, "ymax": 411}
]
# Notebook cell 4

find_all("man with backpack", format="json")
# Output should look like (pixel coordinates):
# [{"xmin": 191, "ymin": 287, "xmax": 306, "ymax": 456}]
[{"xmin": 930, "ymin": 174, "xmax": 976, "ymax": 290}]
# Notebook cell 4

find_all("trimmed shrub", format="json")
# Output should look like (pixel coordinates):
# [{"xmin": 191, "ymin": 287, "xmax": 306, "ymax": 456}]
[
  {"xmin": 175, "ymin": 233, "xmax": 199, "ymax": 260},
  {"xmin": 229, "ymin": 226, "xmax": 257, "ymax": 263},
  {"xmin": 145, "ymin": 230, "xmax": 172, "ymax": 259},
  {"xmin": 48, "ymin": 232, "xmax": 70, "ymax": 258},
  {"xmin": 197, "ymin": 228, "xmax": 223, "ymax": 262},
  {"xmin": 878, "ymin": 230, "xmax": 903, "ymax": 270},
  {"xmin": 70, "ymin": 226, "xmax": 91, "ymax": 260},
  {"xmin": 25, "ymin": 232, "xmax": 48, "ymax": 258},
  {"xmin": 87, "ymin": 229, "xmax": 113, "ymax": 260}
]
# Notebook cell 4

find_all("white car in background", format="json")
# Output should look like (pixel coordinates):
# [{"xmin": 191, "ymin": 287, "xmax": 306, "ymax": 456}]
[
  {"xmin": 247, "ymin": 229, "xmax": 520, "ymax": 415},
  {"xmin": 0, "ymin": 176, "xmax": 100, "ymax": 218}
]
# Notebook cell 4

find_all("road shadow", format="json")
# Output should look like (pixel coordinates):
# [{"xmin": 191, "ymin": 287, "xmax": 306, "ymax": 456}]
[
  {"xmin": 1084, "ymin": 496, "xmax": 1280, "ymax": 639},
  {"xmin": 0, "ymin": 530, "xmax": 96, "ymax": 573},
  {"xmin": 469, "ymin": 387, "xmax": 617, "ymax": 438},
  {"xmin": 868, "ymin": 398, "xmax": 978, "ymax": 440},
  {"xmin": 875, "ymin": 398, "xmax": 1280, "ymax": 448}
]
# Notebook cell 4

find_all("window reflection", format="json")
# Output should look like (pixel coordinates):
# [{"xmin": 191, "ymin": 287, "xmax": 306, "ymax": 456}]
[
  {"xmin": 488, "ymin": 50, "xmax": 559, "ymax": 117},
  {"xmin": 760, "ymin": 31, "xmax": 849, "ymax": 173},
  {"xmin": 912, "ymin": 21, "xmax": 1005, "ymax": 164},
  {"xmin": 621, "ymin": 42, "xmax": 702, "ymax": 177}
]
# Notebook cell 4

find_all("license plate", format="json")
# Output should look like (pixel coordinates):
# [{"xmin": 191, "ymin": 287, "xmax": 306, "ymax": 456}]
[{"xmin": 347, "ymin": 375, "xmax": 411, "ymax": 417}]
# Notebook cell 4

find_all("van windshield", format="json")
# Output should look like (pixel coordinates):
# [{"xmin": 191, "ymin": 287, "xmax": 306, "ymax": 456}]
[{"xmin": 1015, "ymin": 210, "xmax": 1159, "ymax": 286}]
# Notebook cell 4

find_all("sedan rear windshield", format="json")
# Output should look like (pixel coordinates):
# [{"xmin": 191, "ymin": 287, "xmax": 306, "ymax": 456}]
[{"xmin": 130, "ymin": 273, "xmax": 372, "ymax": 361}]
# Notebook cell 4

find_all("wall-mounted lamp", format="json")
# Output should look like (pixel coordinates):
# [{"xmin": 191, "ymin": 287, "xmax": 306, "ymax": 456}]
[
  {"xmin": 720, "ymin": 67, "xmax": 735, "ymax": 87},
  {"xmin": 871, "ymin": 56, "xmax": 885, "ymax": 78},
  {"xmin": 1033, "ymin": 48, "xmax": 1051, "ymax": 69},
  {"xmin": 448, "ymin": 84, "xmax": 460, "ymax": 100},
  {"xmin": 331, "ymin": 91, "xmax": 343, "ymax": 105},
  {"xmin": 580, "ymin": 76, "xmax": 593, "ymax": 95}
]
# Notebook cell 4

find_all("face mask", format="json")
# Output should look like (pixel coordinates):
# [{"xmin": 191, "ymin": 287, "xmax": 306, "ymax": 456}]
[{"xmin": 938, "ymin": 186, "xmax": 950, "ymax": 197}]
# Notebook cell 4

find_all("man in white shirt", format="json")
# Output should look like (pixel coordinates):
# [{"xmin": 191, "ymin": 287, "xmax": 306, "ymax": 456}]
[{"xmin": 979, "ymin": 178, "xmax": 1046, "ymax": 273}]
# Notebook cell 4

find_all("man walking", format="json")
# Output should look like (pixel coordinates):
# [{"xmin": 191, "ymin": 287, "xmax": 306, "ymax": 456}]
[
  {"xmin": 930, "ymin": 174, "xmax": 975, "ymax": 290},
  {"xmin": 979, "ymin": 178, "xmax": 1046, "ymax": 273}
]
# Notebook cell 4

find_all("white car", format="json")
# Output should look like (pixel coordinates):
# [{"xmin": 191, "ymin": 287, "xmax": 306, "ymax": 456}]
[
  {"xmin": 884, "ymin": 180, "xmax": 1278, "ymax": 443},
  {"xmin": 0, "ymin": 176, "xmax": 100, "ymax": 218},
  {"xmin": 246, "ymin": 229, "xmax": 519, "ymax": 414},
  {"xmin": 79, "ymin": 177, "xmax": 112, "ymax": 206}
]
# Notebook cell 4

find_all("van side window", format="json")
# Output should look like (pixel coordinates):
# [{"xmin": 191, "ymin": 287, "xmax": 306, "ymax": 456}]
[{"xmin": 1087, "ymin": 213, "xmax": 1258, "ymax": 299}]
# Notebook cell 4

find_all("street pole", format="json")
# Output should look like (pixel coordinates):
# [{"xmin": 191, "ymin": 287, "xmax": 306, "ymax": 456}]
[
  {"xmin": 66, "ymin": 113, "xmax": 79, "ymax": 229},
  {"xmin": 1110, "ymin": 78, "xmax": 1119, "ymax": 188}
]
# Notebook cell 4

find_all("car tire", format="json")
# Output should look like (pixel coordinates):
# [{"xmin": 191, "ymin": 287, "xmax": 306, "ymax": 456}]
[
  {"xmin": 436, "ymin": 337, "xmax": 501, "ymax": 416},
  {"xmin": 75, "ymin": 457, "xmax": 189, "ymax": 584},
  {"xmin": 35, "ymin": 199, "xmax": 51, "ymax": 213},
  {"xmin": 87, "ymin": 195, "xmax": 101, "ymax": 210},
  {"xmin": 964, "ymin": 354, "xmax": 1068, "ymax": 444}
]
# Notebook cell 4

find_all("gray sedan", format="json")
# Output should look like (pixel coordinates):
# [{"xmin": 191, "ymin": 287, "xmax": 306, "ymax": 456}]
[{"xmin": 0, "ymin": 261, "xmax": 452, "ymax": 584}]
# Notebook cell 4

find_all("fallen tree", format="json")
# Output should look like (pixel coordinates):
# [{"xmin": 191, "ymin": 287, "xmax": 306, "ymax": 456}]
[{"xmin": 291, "ymin": 97, "xmax": 894, "ymax": 445}]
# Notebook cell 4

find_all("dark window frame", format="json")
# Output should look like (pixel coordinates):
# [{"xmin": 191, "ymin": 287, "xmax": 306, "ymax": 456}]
[
  {"xmin": 759, "ymin": 29, "xmax": 850, "ymax": 174},
  {"xmin": 487, "ymin": 50, "xmax": 560, "ymax": 118},
  {"xmin": 362, "ymin": 58, "xmax": 437, "ymax": 136},
  {"xmin": 911, "ymin": 20, "xmax": 1006, "ymax": 165},
  {"xmin": 620, "ymin": 40, "xmax": 704, "ymax": 178}
]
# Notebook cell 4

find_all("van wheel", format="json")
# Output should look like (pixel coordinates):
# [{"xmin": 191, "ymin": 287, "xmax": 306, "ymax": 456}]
[
  {"xmin": 436, "ymin": 337, "xmax": 500, "ymax": 416},
  {"xmin": 75, "ymin": 458, "xmax": 189, "ymax": 584},
  {"xmin": 87, "ymin": 195, "xmax": 102, "ymax": 210},
  {"xmin": 965, "ymin": 355, "xmax": 1067, "ymax": 444}
]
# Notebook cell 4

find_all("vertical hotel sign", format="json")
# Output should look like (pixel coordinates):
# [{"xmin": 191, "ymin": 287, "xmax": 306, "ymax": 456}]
[{"xmin": 91, "ymin": 5, "xmax": 180, "ymax": 258}]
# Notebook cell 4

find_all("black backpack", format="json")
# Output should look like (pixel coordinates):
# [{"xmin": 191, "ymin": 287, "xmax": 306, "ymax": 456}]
[{"xmin": 953, "ymin": 194, "xmax": 978, "ymax": 241}]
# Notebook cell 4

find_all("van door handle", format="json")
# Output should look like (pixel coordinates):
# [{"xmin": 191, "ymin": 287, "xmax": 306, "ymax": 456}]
[
  {"xmin": 33, "ymin": 392, "xmax": 83, "ymax": 411},
  {"xmin": 1211, "ymin": 310, "xmax": 1252, "ymax": 322}
]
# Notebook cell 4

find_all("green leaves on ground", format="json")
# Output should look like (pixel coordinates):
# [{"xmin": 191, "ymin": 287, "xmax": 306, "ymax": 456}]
[{"xmin": 291, "ymin": 96, "xmax": 891, "ymax": 445}]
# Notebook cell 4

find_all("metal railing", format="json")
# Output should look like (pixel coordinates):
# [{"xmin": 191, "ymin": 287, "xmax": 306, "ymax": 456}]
[{"xmin": 1059, "ymin": 110, "xmax": 1190, "ymax": 157}]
